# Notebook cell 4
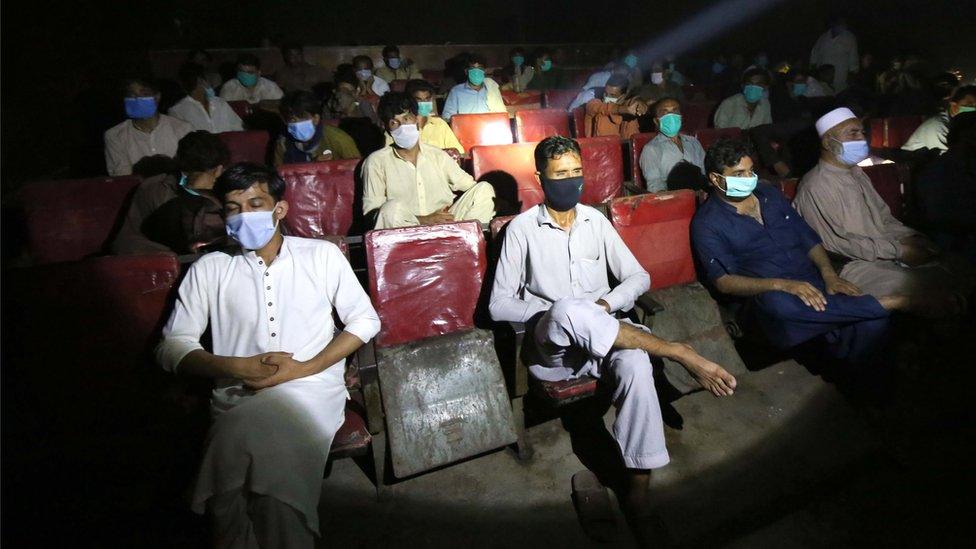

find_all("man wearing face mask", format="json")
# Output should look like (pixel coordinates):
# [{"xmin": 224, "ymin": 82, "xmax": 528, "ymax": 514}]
[
  {"xmin": 902, "ymin": 85, "xmax": 976, "ymax": 153},
  {"xmin": 169, "ymin": 62, "xmax": 244, "ymax": 133},
  {"xmin": 714, "ymin": 68, "xmax": 773, "ymax": 130},
  {"xmin": 374, "ymin": 45, "xmax": 422, "ymax": 83},
  {"xmin": 219, "ymin": 54, "xmax": 284, "ymax": 107},
  {"xmin": 491, "ymin": 136, "xmax": 736, "ymax": 543},
  {"xmin": 692, "ymin": 138, "xmax": 907, "ymax": 366},
  {"xmin": 104, "ymin": 78, "xmax": 193, "ymax": 176},
  {"xmin": 501, "ymin": 47, "xmax": 534, "ymax": 93},
  {"xmin": 352, "ymin": 55, "xmax": 390, "ymax": 100},
  {"xmin": 441, "ymin": 54, "xmax": 506, "ymax": 122},
  {"xmin": 382, "ymin": 80, "xmax": 464, "ymax": 155},
  {"xmin": 526, "ymin": 48, "xmax": 565, "ymax": 91},
  {"xmin": 794, "ymin": 108, "xmax": 971, "ymax": 315},
  {"xmin": 582, "ymin": 74, "xmax": 644, "ymax": 139},
  {"xmin": 362, "ymin": 92, "xmax": 495, "ymax": 229},
  {"xmin": 810, "ymin": 14, "xmax": 858, "ymax": 93},
  {"xmin": 636, "ymin": 62, "xmax": 685, "ymax": 104},
  {"xmin": 274, "ymin": 91, "xmax": 360, "ymax": 165},
  {"xmin": 639, "ymin": 97, "xmax": 706, "ymax": 193},
  {"xmin": 156, "ymin": 162, "xmax": 380, "ymax": 549}
]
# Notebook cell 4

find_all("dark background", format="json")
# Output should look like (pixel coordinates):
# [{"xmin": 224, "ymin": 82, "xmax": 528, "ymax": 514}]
[{"xmin": 2, "ymin": 0, "xmax": 974, "ymax": 184}]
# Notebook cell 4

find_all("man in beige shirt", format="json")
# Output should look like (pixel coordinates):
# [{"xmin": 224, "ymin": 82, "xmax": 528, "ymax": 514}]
[
  {"xmin": 274, "ymin": 43, "xmax": 330, "ymax": 93},
  {"xmin": 362, "ymin": 92, "xmax": 495, "ymax": 229},
  {"xmin": 104, "ymin": 78, "xmax": 193, "ymax": 176},
  {"xmin": 374, "ymin": 45, "xmax": 423, "ymax": 83},
  {"xmin": 794, "ymin": 108, "xmax": 971, "ymax": 314}
]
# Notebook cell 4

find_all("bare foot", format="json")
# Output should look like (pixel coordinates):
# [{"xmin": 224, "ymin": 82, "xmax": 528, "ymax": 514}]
[{"xmin": 671, "ymin": 343, "xmax": 737, "ymax": 396}]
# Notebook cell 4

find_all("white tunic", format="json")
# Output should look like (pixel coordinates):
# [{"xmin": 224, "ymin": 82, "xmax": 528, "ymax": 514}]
[
  {"xmin": 901, "ymin": 113, "xmax": 948, "ymax": 152},
  {"xmin": 103, "ymin": 114, "xmax": 193, "ymax": 176},
  {"xmin": 219, "ymin": 76, "xmax": 284, "ymax": 104},
  {"xmin": 155, "ymin": 236, "xmax": 380, "ymax": 533},
  {"xmin": 810, "ymin": 28, "xmax": 859, "ymax": 92},
  {"xmin": 168, "ymin": 95, "xmax": 244, "ymax": 133}
]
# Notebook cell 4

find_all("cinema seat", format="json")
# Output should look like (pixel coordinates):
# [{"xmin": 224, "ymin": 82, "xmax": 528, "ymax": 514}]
[
  {"xmin": 695, "ymin": 127, "xmax": 742, "ymax": 150},
  {"xmin": 227, "ymin": 100, "xmax": 252, "ymax": 120},
  {"xmin": 514, "ymin": 109, "xmax": 571, "ymax": 142},
  {"xmin": 420, "ymin": 69, "xmax": 443, "ymax": 85},
  {"xmin": 471, "ymin": 142, "xmax": 541, "ymax": 212},
  {"xmin": 682, "ymin": 101, "xmax": 715, "ymax": 134},
  {"xmin": 279, "ymin": 159, "xmax": 358, "ymax": 237},
  {"xmin": 862, "ymin": 163, "xmax": 909, "ymax": 220},
  {"xmin": 610, "ymin": 190, "xmax": 747, "ymax": 394},
  {"xmin": 450, "ymin": 112, "xmax": 514, "ymax": 152},
  {"xmin": 543, "ymin": 89, "xmax": 580, "ymax": 111},
  {"xmin": 389, "ymin": 79, "xmax": 407, "ymax": 93},
  {"xmin": 17, "ymin": 175, "xmax": 141, "ymax": 265},
  {"xmin": 363, "ymin": 221, "xmax": 519, "ymax": 483},
  {"xmin": 578, "ymin": 136, "xmax": 624, "ymax": 206},
  {"xmin": 868, "ymin": 116, "xmax": 925, "ymax": 149},
  {"xmin": 571, "ymin": 106, "xmax": 586, "ymax": 137},
  {"xmin": 630, "ymin": 132, "xmax": 658, "ymax": 190},
  {"xmin": 217, "ymin": 130, "xmax": 270, "ymax": 165},
  {"xmin": 774, "ymin": 177, "xmax": 799, "ymax": 201}
]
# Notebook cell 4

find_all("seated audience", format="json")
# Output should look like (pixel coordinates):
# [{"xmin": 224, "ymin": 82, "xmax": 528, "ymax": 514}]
[
  {"xmin": 692, "ymin": 138, "xmax": 908, "ymax": 364},
  {"xmin": 186, "ymin": 48, "xmax": 223, "ymax": 90},
  {"xmin": 169, "ymin": 62, "xmax": 243, "ymax": 133},
  {"xmin": 490, "ymin": 135, "xmax": 736, "ymax": 542},
  {"xmin": 274, "ymin": 42, "xmax": 329, "ymax": 93},
  {"xmin": 362, "ymin": 92, "xmax": 495, "ymax": 229},
  {"xmin": 104, "ymin": 78, "xmax": 193, "ymax": 176},
  {"xmin": 112, "ymin": 130, "xmax": 228, "ymax": 254},
  {"xmin": 274, "ymin": 91, "xmax": 361, "ymax": 165},
  {"xmin": 383, "ymin": 80, "xmax": 464, "ymax": 155},
  {"xmin": 155, "ymin": 162, "xmax": 380, "ymax": 549},
  {"xmin": 637, "ymin": 62, "xmax": 685, "ymax": 103},
  {"xmin": 352, "ymin": 55, "xmax": 390, "ymax": 99},
  {"xmin": 805, "ymin": 65, "xmax": 836, "ymax": 97},
  {"xmin": 569, "ymin": 63, "xmax": 633, "ymax": 111},
  {"xmin": 526, "ymin": 48, "xmax": 565, "ymax": 91},
  {"xmin": 809, "ymin": 14, "xmax": 858, "ymax": 92},
  {"xmin": 441, "ymin": 54, "xmax": 506, "ymax": 121},
  {"xmin": 327, "ymin": 64, "xmax": 381, "ymax": 124},
  {"xmin": 639, "ymin": 97, "xmax": 706, "ymax": 192},
  {"xmin": 374, "ymin": 45, "xmax": 423, "ymax": 82},
  {"xmin": 582, "ymin": 75, "xmax": 644, "ymax": 139},
  {"xmin": 714, "ymin": 68, "xmax": 773, "ymax": 130},
  {"xmin": 219, "ymin": 53, "xmax": 284, "ymax": 106},
  {"xmin": 500, "ymin": 47, "xmax": 534, "ymax": 92},
  {"xmin": 902, "ymin": 84, "xmax": 976, "ymax": 152},
  {"xmin": 794, "ymin": 108, "xmax": 972, "ymax": 314}
]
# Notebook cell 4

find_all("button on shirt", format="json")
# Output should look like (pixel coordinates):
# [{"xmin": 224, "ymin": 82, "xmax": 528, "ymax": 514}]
[
  {"xmin": 639, "ymin": 133, "xmax": 706, "ymax": 193},
  {"xmin": 104, "ymin": 114, "xmax": 193, "ymax": 176},
  {"xmin": 713, "ymin": 94, "xmax": 772, "ymax": 130},
  {"xmin": 489, "ymin": 204, "xmax": 651, "ymax": 324},
  {"xmin": 219, "ymin": 77, "xmax": 285, "ymax": 104},
  {"xmin": 691, "ymin": 184, "xmax": 823, "ymax": 284},
  {"xmin": 155, "ymin": 236, "xmax": 381, "ymax": 414},
  {"xmin": 441, "ymin": 79, "xmax": 507, "ymax": 121},
  {"xmin": 168, "ymin": 95, "xmax": 244, "ymax": 133},
  {"xmin": 361, "ymin": 143, "xmax": 479, "ymax": 217}
]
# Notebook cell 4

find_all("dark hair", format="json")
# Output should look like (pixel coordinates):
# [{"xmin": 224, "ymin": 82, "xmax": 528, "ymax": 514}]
[
  {"xmin": 214, "ymin": 162, "xmax": 286, "ymax": 202},
  {"xmin": 334, "ymin": 64, "xmax": 358, "ymax": 87},
  {"xmin": 378, "ymin": 92, "xmax": 417, "ymax": 125},
  {"xmin": 951, "ymin": 84, "xmax": 976, "ymax": 103},
  {"xmin": 280, "ymin": 41, "xmax": 303, "ymax": 55},
  {"xmin": 382, "ymin": 45, "xmax": 399, "ymax": 58},
  {"xmin": 652, "ymin": 96, "xmax": 681, "ymax": 116},
  {"xmin": 237, "ymin": 53, "xmax": 261, "ymax": 69},
  {"xmin": 279, "ymin": 90, "xmax": 322, "ymax": 120},
  {"xmin": 122, "ymin": 77, "xmax": 157, "ymax": 96},
  {"xmin": 467, "ymin": 53, "xmax": 487, "ymax": 67},
  {"xmin": 946, "ymin": 111, "xmax": 976, "ymax": 151},
  {"xmin": 176, "ymin": 131, "xmax": 230, "ymax": 173},
  {"xmin": 704, "ymin": 138, "xmax": 754, "ymax": 175},
  {"xmin": 741, "ymin": 67, "xmax": 769, "ymax": 84},
  {"xmin": 132, "ymin": 155, "xmax": 179, "ymax": 179},
  {"xmin": 177, "ymin": 62, "xmax": 207, "ymax": 93},
  {"xmin": 405, "ymin": 79, "xmax": 435, "ymax": 97},
  {"xmin": 534, "ymin": 136, "xmax": 581, "ymax": 173},
  {"xmin": 509, "ymin": 47, "xmax": 525, "ymax": 57},
  {"xmin": 352, "ymin": 55, "xmax": 374, "ymax": 68},
  {"xmin": 186, "ymin": 49, "xmax": 212, "ymax": 63},
  {"xmin": 606, "ymin": 74, "xmax": 629, "ymax": 89}
]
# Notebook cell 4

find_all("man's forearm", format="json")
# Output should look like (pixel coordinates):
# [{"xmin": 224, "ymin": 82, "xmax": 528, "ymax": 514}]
[
  {"xmin": 303, "ymin": 331, "xmax": 367, "ymax": 375},
  {"xmin": 807, "ymin": 244, "xmax": 839, "ymax": 279},
  {"xmin": 178, "ymin": 349, "xmax": 243, "ymax": 379},
  {"xmin": 714, "ymin": 274, "xmax": 788, "ymax": 297}
]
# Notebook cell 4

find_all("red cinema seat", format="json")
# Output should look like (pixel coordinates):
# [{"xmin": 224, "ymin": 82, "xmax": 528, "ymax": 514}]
[
  {"xmin": 884, "ymin": 116, "xmax": 925, "ymax": 149},
  {"xmin": 217, "ymin": 130, "xmax": 270, "ymax": 165},
  {"xmin": 610, "ymin": 191, "xmax": 747, "ymax": 394},
  {"xmin": 515, "ymin": 109, "xmax": 571, "ymax": 143},
  {"xmin": 17, "ymin": 176, "xmax": 141, "ymax": 265},
  {"xmin": 279, "ymin": 159, "xmax": 358, "ymax": 237},
  {"xmin": 450, "ymin": 112, "xmax": 514, "ymax": 152},
  {"xmin": 471, "ymin": 143, "xmax": 541, "ymax": 211},
  {"xmin": 571, "ymin": 106, "xmax": 586, "ymax": 137},
  {"xmin": 227, "ymin": 100, "xmax": 252, "ymax": 120},
  {"xmin": 364, "ymin": 221, "xmax": 519, "ymax": 480},
  {"xmin": 543, "ymin": 89, "xmax": 580, "ymax": 111},
  {"xmin": 501, "ymin": 90, "xmax": 543, "ymax": 107},
  {"xmin": 389, "ymin": 79, "xmax": 407, "ymax": 93},
  {"xmin": 682, "ymin": 102, "xmax": 715, "ymax": 133},
  {"xmin": 868, "ymin": 118, "xmax": 886, "ymax": 149},
  {"xmin": 578, "ymin": 136, "xmax": 624, "ymax": 205},
  {"xmin": 774, "ymin": 177, "xmax": 799, "ymax": 201},
  {"xmin": 630, "ymin": 132, "xmax": 658, "ymax": 190},
  {"xmin": 695, "ymin": 127, "xmax": 742, "ymax": 150},
  {"xmin": 862, "ymin": 163, "xmax": 908, "ymax": 220},
  {"xmin": 420, "ymin": 69, "xmax": 443, "ymax": 85}
]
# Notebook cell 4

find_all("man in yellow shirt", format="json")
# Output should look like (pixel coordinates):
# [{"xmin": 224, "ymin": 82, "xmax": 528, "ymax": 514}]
[
  {"xmin": 274, "ymin": 91, "xmax": 361, "ymax": 165},
  {"xmin": 383, "ymin": 80, "xmax": 464, "ymax": 156},
  {"xmin": 362, "ymin": 92, "xmax": 495, "ymax": 229},
  {"xmin": 374, "ymin": 45, "xmax": 423, "ymax": 82}
]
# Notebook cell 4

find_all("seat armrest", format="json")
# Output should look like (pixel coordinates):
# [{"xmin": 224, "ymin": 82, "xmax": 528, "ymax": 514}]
[
  {"xmin": 636, "ymin": 292, "xmax": 665, "ymax": 315},
  {"xmin": 356, "ymin": 341, "xmax": 385, "ymax": 435},
  {"xmin": 505, "ymin": 321, "xmax": 529, "ymax": 398}
]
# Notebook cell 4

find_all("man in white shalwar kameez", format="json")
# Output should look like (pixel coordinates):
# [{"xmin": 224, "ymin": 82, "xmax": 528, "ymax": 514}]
[{"xmin": 156, "ymin": 162, "xmax": 380, "ymax": 548}]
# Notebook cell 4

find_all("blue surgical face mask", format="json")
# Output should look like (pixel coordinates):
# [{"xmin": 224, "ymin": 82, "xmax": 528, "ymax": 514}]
[
  {"xmin": 204, "ymin": 86, "xmax": 216, "ymax": 99},
  {"xmin": 467, "ymin": 67, "xmax": 486, "ymax": 86},
  {"xmin": 417, "ymin": 100, "xmax": 433, "ymax": 117},
  {"xmin": 718, "ymin": 174, "xmax": 758, "ymax": 198},
  {"xmin": 512, "ymin": 55, "xmax": 525, "ymax": 67},
  {"xmin": 237, "ymin": 71, "xmax": 258, "ymax": 87},
  {"xmin": 179, "ymin": 174, "xmax": 202, "ymax": 197},
  {"xmin": 287, "ymin": 119, "xmax": 316, "ymax": 142},
  {"xmin": 356, "ymin": 69, "xmax": 373, "ymax": 82},
  {"xmin": 541, "ymin": 175, "xmax": 583, "ymax": 211},
  {"xmin": 540, "ymin": 59, "xmax": 553, "ymax": 72},
  {"xmin": 624, "ymin": 54, "xmax": 639, "ymax": 69},
  {"xmin": 124, "ymin": 96, "xmax": 158, "ymax": 119},
  {"xmin": 387, "ymin": 57, "xmax": 401, "ymax": 69},
  {"xmin": 832, "ymin": 138, "xmax": 870, "ymax": 166},
  {"xmin": 791, "ymin": 83, "xmax": 807, "ymax": 97},
  {"xmin": 658, "ymin": 113, "xmax": 682, "ymax": 137},
  {"xmin": 743, "ymin": 84, "xmax": 765, "ymax": 104},
  {"xmin": 225, "ymin": 204, "xmax": 280, "ymax": 250}
]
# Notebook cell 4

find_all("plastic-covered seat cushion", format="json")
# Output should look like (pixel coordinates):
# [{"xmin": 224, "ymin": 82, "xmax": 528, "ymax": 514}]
[
  {"xmin": 578, "ymin": 136, "xmax": 624, "ymax": 205},
  {"xmin": 280, "ymin": 159, "xmax": 359, "ymax": 237},
  {"xmin": 449, "ymin": 113, "xmax": 514, "ymax": 152},
  {"xmin": 609, "ymin": 190, "xmax": 697, "ymax": 289},
  {"xmin": 862, "ymin": 163, "xmax": 907, "ymax": 220},
  {"xmin": 217, "ymin": 130, "xmax": 270, "ymax": 165},
  {"xmin": 630, "ymin": 132, "xmax": 657, "ymax": 188},
  {"xmin": 515, "ymin": 109, "xmax": 571, "ymax": 142},
  {"xmin": 471, "ymin": 143, "xmax": 542, "ymax": 212}
]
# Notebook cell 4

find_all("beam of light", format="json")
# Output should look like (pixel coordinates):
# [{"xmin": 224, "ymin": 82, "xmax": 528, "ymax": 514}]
[{"xmin": 633, "ymin": 0, "xmax": 792, "ymax": 62}]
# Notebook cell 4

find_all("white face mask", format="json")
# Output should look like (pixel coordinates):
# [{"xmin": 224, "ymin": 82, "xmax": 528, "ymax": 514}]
[
  {"xmin": 604, "ymin": 95, "xmax": 620, "ymax": 104},
  {"xmin": 356, "ymin": 69, "xmax": 372, "ymax": 81},
  {"xmin": 391, "ymin": 123, "xmax": 420, "ymax": 149},
  {"xmin": 651, "ymin": 72, "xmax": 664, "ymax": 85}
]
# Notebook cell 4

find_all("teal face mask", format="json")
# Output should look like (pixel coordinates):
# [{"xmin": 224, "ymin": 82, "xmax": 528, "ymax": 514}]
[
  {"xmin": 179, "ymin": 174, "xmax": 202, "ymax": 197},
  {"xmin": 658, "ymin": 113, "xmax": 682, "ymax": 137},
  {"xmin": 417, "ymin": 100, "xmax": 434, "ymax": 117},
  {"xmin": 540, "ymin": 59, "xmax": 553, "ymax": 72},
  {"xmin": 624, "ymin": 54, "xmax": 638, "ymax": 69},
  {"xmin": 743, "ymin": 84, "xmax": 764, "ymax": 104},
  {"xmin": 467, "ymin": 67, "xmax": 485, "ymax": 86},
  {"xmin": 237, "ymin": 71, "xmax": 258, "ymax": 87},
  {"xmin": 791, "ymin": 83, "xmax": 807, "ymax": 97},
  {"xmin": 512, "ymin": 55, "xmax": 525, "ymax": 67},
  {"xmin": 719, "ymin": 174, "xmax": 758, "ymax": 198},
  {"xmin": 956, "ymin": 106, "xmax": 975, "ymax": 115}
]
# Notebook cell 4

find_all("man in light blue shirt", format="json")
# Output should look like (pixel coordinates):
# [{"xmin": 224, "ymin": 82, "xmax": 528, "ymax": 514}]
[
  {"xmin": 441, "ymin": 54, "xmax": 506, "ymax": 121},
  {"xmin": 639, "ymin": 98, "xmax": 706, "ymax": 192}
]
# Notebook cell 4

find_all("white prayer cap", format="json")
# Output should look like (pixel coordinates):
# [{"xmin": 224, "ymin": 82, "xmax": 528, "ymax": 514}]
[{"xmin": 815, "ymin": 107, "xmax": 857, "ymax": 137}]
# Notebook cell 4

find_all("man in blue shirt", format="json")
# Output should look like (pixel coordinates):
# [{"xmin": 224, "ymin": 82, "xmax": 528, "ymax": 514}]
[
  {"xmin": 691, "ymin": 138, "xmax": 909, "ymax": 363},
  {"xmin": 441, "ymin": 54, "xmax": 506, "ymax": 121}
]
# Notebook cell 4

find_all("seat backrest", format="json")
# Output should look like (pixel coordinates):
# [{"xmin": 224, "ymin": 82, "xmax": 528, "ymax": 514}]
[
  {"xmin": 279, "ymin": 159, "xmax": 359, "ymax": 237},
  {"xmin": 682, "ymin": 101, "xmax": 715, "ymax": 133},
  {"xmin": 390, "ymin": 79, "xmax": 407, "ymax": 93},
  {"xmin": 515, "ymin": 109, "xmax": 571, "ymax": 143},
  {"xmin": 450, "ymin": 112, "xmax": 514, "ymax": 152},
  {"xmin": 18, "ymin": 176, "xmax": 141, "ymax": 265},
  {"xmin": 489, "ymin": 215, "xmax": 515, "ymax": 241},
  {"xmin": 420, "ymin": 69, "xmax": 443, "ymax": 85},
  {"xmin": 578, "ymin": 136, "xmax": 624, "ymax": 205},
  {"xmin": 695, "ymin": 127, "xmax": 742, "ymax": 150},
  {"xmin": 883, "ymin": 116, "xmax": 925, "ymax": 149},
  {"xmin": 501, "ymin": 90, "xmax": 543, "ymax": 107},
  {"xmin": 544, "ymin": 89, "xmax": 580, "ymax": 111},
  {"xmin": 630, "ymin": 132, "xmax": 658, "ymax": 189},
  {"xmin": 868, "ymin": 118, "xmax": 886, "ymax": 148},
  {"xmin": 227, "ymin": 100, "xmax": 252, "ymax": 120},
  {"xmin": 609, "ymin": 190, "xmax": 697, "ymax": 289},
  {"xmin": 365, "ymin": 221, "xmax": 486, "ymax": 348},
  {"xmin": 861, "ymin": 163, "xmax": 907, "ymax": 220},
  {"xmin": 471, "ymin": 143, "xmax": 541, "ymax": 212},
  {"xmin": 571, "ymin": 106, "xmax": 586, "ymax": 137},
  {"xmin": 774, "ymin": 177, "xmax": 799, "ymax": 201},
  {"xmin": 217, "ymin": 130, "xmax": 270, "ymax": 165}
]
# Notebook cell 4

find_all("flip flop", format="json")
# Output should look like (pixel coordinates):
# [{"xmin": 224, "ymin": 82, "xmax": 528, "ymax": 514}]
[{"xmin": 571, "ymin": 470, "xmax": 619, "ymax": 543}]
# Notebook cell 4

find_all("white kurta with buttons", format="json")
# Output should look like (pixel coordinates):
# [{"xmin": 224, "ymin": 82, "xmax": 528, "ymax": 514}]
[{"xmin": 155, "ymin": 236, "xmax": 380, "ymax": 534}]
